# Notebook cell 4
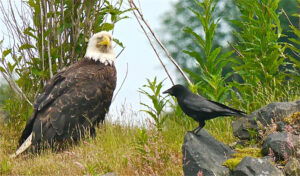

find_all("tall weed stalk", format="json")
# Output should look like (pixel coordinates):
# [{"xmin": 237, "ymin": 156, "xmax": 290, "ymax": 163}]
[
  {"xmin": 183, "ymin": 0, "xmax": 234, "ymax": 103},
  {"xmin": 286, "ymin": 0, "xmax": 300, "ymax": 88},
  {"xmin": 138, "ymin": 77, "xmax": 168, "ymax": 131},
  {"xmin": 231, "ymin": 0, "xmax": 299, "ymax": 111}
]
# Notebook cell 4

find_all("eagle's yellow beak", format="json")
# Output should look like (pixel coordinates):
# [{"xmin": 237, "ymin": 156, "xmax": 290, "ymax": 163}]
[{"xmin": 99, "ymin": 36, "xmax": 110, "ymax": 46}]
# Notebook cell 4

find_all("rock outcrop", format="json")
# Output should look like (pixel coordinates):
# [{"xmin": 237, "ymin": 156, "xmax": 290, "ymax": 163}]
[
  {"xmin": 182, "ymin": 130, "xmax": 235, "ymax": 176},
  {"xmin": 284, "ymin": 158, "xmax": 300, "ymax": 176},
  {"xmin": 262, "ymin": 132, "xmax": 299, "ymax": 161},
  {"xmin": 232, "ymin": 156, "xmax": 284, "ymax": 176},
  {"xmin": 232, "ymin": 100, "xmax": 300, "ymax": 140},
  {"xmin": 183, "ymin": 100, "xmax": 300, "ymax": 175}
]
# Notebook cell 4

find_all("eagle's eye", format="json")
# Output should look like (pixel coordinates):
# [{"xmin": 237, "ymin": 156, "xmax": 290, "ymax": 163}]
[{"xmin": 98, "ymin": 36, "xmax": 103, "ymax": 41}]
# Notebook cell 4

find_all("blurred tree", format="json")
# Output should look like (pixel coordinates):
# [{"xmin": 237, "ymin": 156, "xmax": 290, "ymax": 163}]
[
  {"xmin": 160, "ymin": 0, "xmax": 299, "ymax": 77},
  {"xmin": 160, "ymin": 0, "xmax": 238, "ymax": 73}
]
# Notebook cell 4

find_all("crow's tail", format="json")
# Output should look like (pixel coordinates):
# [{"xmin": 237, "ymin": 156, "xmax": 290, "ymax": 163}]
[
  {"xmin": 226, "ymin": 109, "xmax": 247, "ymax": 117},
  {"xmin": 209, "ymin": 100, "xmax": 247, "ymax": 117}
]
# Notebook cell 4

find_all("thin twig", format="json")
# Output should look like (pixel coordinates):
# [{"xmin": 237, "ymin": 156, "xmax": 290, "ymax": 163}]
[
  {"xmin": 0, "ymin": 1, "xmax": 33, "ymax": 106},
  {"xmin": 129, "ymin": 3, "xmax": 175, "ymax": 85},
  {"xmin": 112, "ymin": 63, "xmax": 129, "ymax": 102},
  {"xmin": 46, "ymin": 1, "xmax": 53, "ymax": 78},
  {"xmin": 40, "ymin": 0, "xmax": 45, "ymax": 80},
  {"xmin": 116, "ymin": 47, "xmax": 125, "ymax": 59},
  {"xmin": 0, "ymin": 67, "xmax": 32, "ymax": 106},
  {"xmin": 228, "ymin": 41, "xmax": 244, "ymax": 58},
  {"xmin": 281, "ymin": 9, "xmax": 300, "ymax": 59},
  {"xmin": 281, "ymin": 9, "xmax": 295, "ymax": 28},
  {"xmin": 291, "ymin": 49, "xmax": 300, "ymax": 58},
  {"xmin": 129, "ymin": 0, "xmax": 192, "ymax": 85}
]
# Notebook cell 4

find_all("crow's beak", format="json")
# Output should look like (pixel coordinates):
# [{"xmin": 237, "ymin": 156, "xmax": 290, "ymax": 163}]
[{"xmin": 163, "ymin": 89, "xmax": 170, "ymax": 94}]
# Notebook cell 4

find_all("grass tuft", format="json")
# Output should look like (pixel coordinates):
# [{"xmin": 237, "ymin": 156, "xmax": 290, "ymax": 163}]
[{"xmin": 0, "ymin": 119, "xmax": 183, "ymax": 175}]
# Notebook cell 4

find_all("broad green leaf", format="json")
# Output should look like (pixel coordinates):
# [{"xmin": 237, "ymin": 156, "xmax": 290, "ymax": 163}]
[
  {"xmin": 2, "ymin": 49, "xmax": 12, "ymax": 58},
  {"xmin": 0, "ymin": 66, "xmax": 7, "ymax": 74},
  {"xmin": 113, "ymin": 38, "xmax": 124, "ymax": 48},
  {"xmin": 19, "ymin": 44, "xmax": 35, "ymax": 50},
  {"xmin": 100, "ymin": 23, "xmax": 114, "ymax": 31}
]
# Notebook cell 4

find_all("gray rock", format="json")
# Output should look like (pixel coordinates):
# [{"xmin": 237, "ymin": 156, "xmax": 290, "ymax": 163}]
[
  {"xmin": 232, "ymin": 100, "xmax": 300, "ymax": 140},
  {"xmin": 232, "ymin": 117, "xmax": 257, "ymax": 140},
  {"xmin": 182, "ymin": 130, "xmax": 235, "ymax": 176},
  {"xmin": 262, "ymin": 132, "xmax": 299, "ymax": 161},
  {"xmin": 232, "ymin": 156, "xmax": 284, "ymax": 176},
  {"xmin": 285, "ymin": 158, "xmax": 300, "ymax": 176},
  {"xmin": 249, "ymin": 101, "xmax": 300, "ymax": 126},
  {"xmin": 276, "ymin": 121, "xmax": 286, "ymax": 132}
]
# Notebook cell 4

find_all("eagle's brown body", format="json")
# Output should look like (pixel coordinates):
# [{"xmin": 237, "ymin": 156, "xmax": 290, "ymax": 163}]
[{"xmin": 18, "ymin": 58, "xmax": 116, "ymax": 149}]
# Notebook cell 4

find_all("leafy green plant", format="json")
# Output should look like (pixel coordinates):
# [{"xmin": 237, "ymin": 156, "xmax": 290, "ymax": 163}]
[
  {"xmin": 134, "ymin": 128, "xmax": 149, "ymax": 155},
  {"xmin": 0, "ymin": 159, "xmax": 12, "ymax": 175},
  {"xmin": 130, "ymin": 128, "xmax": 181, "ymax": 175},
  {"xmin": 230, "ymin": 0, "xmax": 299, "ymax": 111},
  {"xmin": 286, "ymin": 0, "xmax": 300, "ymax": 87},
  {"xmin": 183, "ymin": 0, "xmax": 234, "ymax": 103},
  {"xmin": 1, "ymin": 88, "xmax": 33, "ymax": 126},
  {"xmin": 0, "ymin": 84, "xmax": 9, "ymax": 106},
  {"xmin": 0, "ymin": 0, "xmax": 129, "ymax": 123},
  {"xmin": 138, "ymin": 77, "xmax": 168, "ymax": 131},
  {"xmin": 82, "ymin": 161, "xmax": 112, "ymax": 176}
]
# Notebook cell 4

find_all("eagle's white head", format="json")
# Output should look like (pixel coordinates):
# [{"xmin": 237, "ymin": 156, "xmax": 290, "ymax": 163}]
[{"xmin": 85, "ymin": 31, "xmax": 115, "ymax": 65}]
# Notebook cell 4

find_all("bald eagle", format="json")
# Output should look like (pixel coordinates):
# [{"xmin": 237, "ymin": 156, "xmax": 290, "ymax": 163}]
[{"xmin": 11, "ymin": 31, "xmax": 116, "ymax": 157}]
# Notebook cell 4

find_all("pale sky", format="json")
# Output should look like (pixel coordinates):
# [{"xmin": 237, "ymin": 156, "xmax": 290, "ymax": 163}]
[
  {"xmin": 111, "ymin": 0, "xmax": 178, "ymax": 122},
  {"xmin": 0, "ymin": 0, "xmax": 179, "ymax": 124}
]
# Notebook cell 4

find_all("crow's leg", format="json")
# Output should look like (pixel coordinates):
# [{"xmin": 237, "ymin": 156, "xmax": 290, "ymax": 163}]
[{"xmin": 192, "ymin": 121, "xmax": 206, "ymax": 135}]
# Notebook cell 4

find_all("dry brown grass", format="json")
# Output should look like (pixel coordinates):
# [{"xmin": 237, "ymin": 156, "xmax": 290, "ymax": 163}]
[{"xmin": 0, "ymin": 120, "xmax": 183, "ymax": 175}]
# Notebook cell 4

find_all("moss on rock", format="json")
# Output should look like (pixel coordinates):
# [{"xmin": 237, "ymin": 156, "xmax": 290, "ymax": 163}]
[
  {"xmin": 223, "ymin": 147, "xmax": 263, "ymax": 171},
  {"xmin": 284, "ymin": 112, "xmax": 300, "ymax": 125}
]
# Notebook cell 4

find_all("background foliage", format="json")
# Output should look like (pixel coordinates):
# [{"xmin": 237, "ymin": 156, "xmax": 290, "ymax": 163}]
[
  {"xmin": 0, "ymin": 0, "xmax": 127, "ymax": 123},
  {"xmin": 160, "ymin": 0, "xmax": 299, "ymax": 112},
  {"xmin": 160, "ymin": 0, "xmax": 239, "ymax": 72},
  {"xmin": 161, "ymin": 0, "xmax": 299, "ymax": 81},
  {"xmin": 183, "ymin": 0, "xmax": 234, "ymax": 102}
]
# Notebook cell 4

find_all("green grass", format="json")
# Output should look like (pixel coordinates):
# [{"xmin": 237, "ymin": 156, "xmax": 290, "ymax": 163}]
[
  {"xmin": 0, "ymin": 118, "xmax": 182, "ymax": 175},
  {"xmin": 0, "ymin": 112, "xmax": 238, "ymax": 175},
  {"xmin": 1, "ymin": 88, "xmax": 298, "ymax": 175}
]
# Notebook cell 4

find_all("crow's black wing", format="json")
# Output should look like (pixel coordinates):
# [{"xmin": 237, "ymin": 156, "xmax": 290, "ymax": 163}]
[
  {"xmin": 182, "ymin": 94, "xmax": 246, "ymax": 117},
  {"xmin": 182, "ymin": 94, "xmax": 220, "ymax": 113}
]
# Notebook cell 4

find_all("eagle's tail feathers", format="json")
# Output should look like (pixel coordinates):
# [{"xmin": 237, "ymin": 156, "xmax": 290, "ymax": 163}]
[{"xmin": 10, "ymin": 133, "xmax": 32, "ymax": 158}]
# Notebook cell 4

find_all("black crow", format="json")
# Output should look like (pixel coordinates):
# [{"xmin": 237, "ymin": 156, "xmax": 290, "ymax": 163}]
[{"xmin": 163, "ymin": 84, "xmax": 246, "ymax": 134}]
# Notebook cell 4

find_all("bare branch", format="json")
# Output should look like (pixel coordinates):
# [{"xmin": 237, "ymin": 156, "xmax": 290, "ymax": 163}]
[
  {"xmin": 130, "ymin": 5, "xmax": 174, "ymax": 85},
  {"xmin": 46, "ymin": 1, "xmax": 53, "ymax": 78},
  {"xmin": 129, "ymin": 0, "xmax": 192, "ymax": 85},
  {"xmin": 40, "ymin": 0, "xmax": 45, "ymax": 77},
  {"xmin": 281, "ymin": 9, "xmax": 295, "ymax": 28},
  {"xmin": 116, "ymin": 47, "xmax": 125, "ymax": 59},
  {"xmin": 228, "ymin": 42, "xmax": 244, "ymax": 58},
  {"xmin": 112, "ymin": 63, "xmax": 128, "ymax": 102},
  {"xmin": 0, "ymin": 1, "xmax": 33, "ymax": 106}
]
